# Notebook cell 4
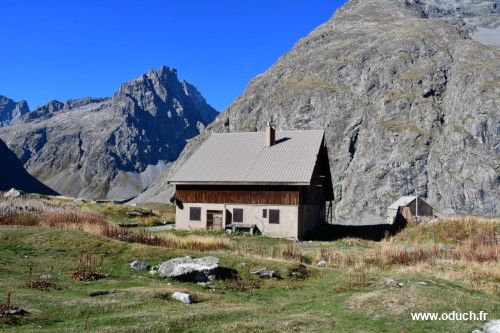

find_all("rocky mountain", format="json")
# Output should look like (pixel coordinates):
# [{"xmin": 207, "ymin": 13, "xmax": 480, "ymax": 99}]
[
  {"xmin": 0, "ymin": 96, "xmax": 29, "ymax": 127},
  {"xmin": 0, "ymin": 67, "xmax": 218, "ymax": 200},
  {"xmin": 135, "ymin": 0, "xmax": 499, "ymax": 224},
  {"xmin": 0, "ymin": 139, "xmax": 57, "ymax": 195}
]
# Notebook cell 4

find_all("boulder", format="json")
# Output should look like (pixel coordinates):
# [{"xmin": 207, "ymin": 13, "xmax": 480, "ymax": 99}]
[
  {"xmin": 4, "ymin": 188, "xmax": 23, "ymax": 199},
  {"xmin": 129, "ymin": 260, "xmax": 148, "ymax": 271},
  {"xmin": 171, "ymin": 292, "xmax": 193, "ymax": 304},
  {"xmin": 158, "ymin": 256, "xmax": 219, "ymax": 282},
  {"xmin": 473, "ymin": 320, "xmax": 500, "ymax": 333},
  {"xmin": 251, "ymin": 268, "xmax": 275, "ymax": 279}
]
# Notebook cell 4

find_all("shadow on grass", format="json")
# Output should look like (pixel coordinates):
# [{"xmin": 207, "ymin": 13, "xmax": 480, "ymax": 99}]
[{"xmin": 306, "ymin": 216, "xmax": 407, "ymax": 241}]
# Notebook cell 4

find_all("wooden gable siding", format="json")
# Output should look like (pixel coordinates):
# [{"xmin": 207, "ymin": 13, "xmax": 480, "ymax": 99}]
[
  {"xmin": 405, "ymin": 198, "xmax": 434, "ymax": 217},
  {"xmin": 176, "ymin": 185, "xmax": 300, "ymax": 205}
]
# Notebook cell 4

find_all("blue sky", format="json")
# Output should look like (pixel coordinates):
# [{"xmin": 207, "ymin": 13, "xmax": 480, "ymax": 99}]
[{"xmin": 0, "ymin": 0, "xmax": 345, "ymax": 111}]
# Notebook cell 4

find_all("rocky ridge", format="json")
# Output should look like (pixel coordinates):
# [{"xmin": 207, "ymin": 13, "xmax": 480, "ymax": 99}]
[
  {"xmin": 0, "ymin": 139, "xmax": 57, "ymax": 195},
  {"xmin": 0, "ymin": 96, "xmax": 29, "ymax": 127},
  {"xmin": 0, "ymin": 66, "xmax": 218, "ymax": 200}
]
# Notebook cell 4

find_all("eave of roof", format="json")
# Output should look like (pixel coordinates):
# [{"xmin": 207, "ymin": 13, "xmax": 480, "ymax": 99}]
[{"xmin": 169, "ymin": 181, "xmax": 311, "ymax": 186}]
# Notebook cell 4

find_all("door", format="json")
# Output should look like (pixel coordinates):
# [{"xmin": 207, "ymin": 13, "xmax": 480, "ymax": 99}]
[
  {"xmin": 213, "ymin": 213, "xmax": 223, "ymax": 229},
  {"xmin": 207, "ymin": 210, "xmax": 223, "ymax": 229}
]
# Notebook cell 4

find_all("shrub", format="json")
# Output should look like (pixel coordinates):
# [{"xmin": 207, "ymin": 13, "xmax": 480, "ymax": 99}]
[
  {"xmin": 70, "ymin": 253, "xmax": 106, "ymax": 281},
  {"xmin": 287, "ymin": 263, "xmax": 311, "ymax": 279}
]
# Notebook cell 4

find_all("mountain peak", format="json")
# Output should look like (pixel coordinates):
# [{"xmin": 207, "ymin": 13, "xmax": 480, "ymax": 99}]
[
  {"xmin": 0, "ymin": 96, "xmax": 30, "ymax": 127},
  {"xmin": 0, "ymin": 67, "xmax": 218, "ymax": 200}
]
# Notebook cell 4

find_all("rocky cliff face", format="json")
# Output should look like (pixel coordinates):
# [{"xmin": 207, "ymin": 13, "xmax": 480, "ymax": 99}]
[
  {"xmin": 136, "ymin": 0, "xmax": 499, "ymax": 223},
  {"xmin": 0, "ymin": 96, "xmax": 29, "ymax": 127},
  {"xmin": 0, "ymin": 139, "xmax": 57, "ymax": 195},
  {"xmin": 0, "ymin": 67, "xmax": 218, "ymax": 200}
]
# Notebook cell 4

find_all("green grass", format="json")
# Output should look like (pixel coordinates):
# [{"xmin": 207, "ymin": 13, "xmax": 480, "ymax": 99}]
[
  {"xmin": 1, "ymin": 225, "xmax": 498, "ymax": 332},
  {"xmin": 77, "ymin": 201, "xmax": 175, "ymax": 227}
]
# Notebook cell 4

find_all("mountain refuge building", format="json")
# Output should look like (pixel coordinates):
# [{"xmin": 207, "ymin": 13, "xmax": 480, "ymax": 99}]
[{"xmin": 168, "ymin": 124, "xmax": 333, "ymax": 240}]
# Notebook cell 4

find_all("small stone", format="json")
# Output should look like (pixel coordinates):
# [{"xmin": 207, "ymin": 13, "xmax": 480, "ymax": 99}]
[
  {"xmin": 4, "ymin": 308, "xmax": 28, "ymax": 316},
  {"xmin": 171, "ymin": 292, "xmax": 193, "ymax": 304},
  {"xmin": 38, "ymin": 274, "xmax": 52, "ymax": 280},
  {"xmin": 129, "ymin": 260, "xmax": 148, "ymax": 271},
  {"xmin": 4, "ymin": 188, "xmax": 23, "ymax": 198},
  {"xmin": 385, "ymin": 278, "xmax": 403, "ymax": 288},
  {"xmin": 317, "ymin": 260, "xmax": 327, "ymax": 267},
  {"xmin": 416, "ymin": 281, "xmax": 427, "ymax": 286},
  {"xmin": 251, "ymin": 268, "xmax": 275, "ymax": 279}
]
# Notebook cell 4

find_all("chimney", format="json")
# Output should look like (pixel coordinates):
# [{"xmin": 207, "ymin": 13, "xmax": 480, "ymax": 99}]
[{"xmin": 265, "ymin": 122, "xmax": 275, "ymax": 147}]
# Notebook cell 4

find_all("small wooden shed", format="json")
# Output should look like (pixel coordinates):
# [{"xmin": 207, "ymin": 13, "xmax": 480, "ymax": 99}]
[{"xmin": 387, "ymin": 196, "xmax": 434, "ymax": 224}]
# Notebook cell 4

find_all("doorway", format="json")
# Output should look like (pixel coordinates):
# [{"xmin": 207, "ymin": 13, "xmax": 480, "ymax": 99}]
[{"xmin": 207, "ymin": 210, "xmax": 223, "ymax": 229}]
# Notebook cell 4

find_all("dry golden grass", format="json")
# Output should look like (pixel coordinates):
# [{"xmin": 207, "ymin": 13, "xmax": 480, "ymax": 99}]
[{"xmin": 1, "ymin": 198, "xmax": 497, "ymax": 293}]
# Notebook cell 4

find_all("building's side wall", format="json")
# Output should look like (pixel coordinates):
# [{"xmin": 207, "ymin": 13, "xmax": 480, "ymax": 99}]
[
  {"xmin": 176, "ymin": 202, "xmax": 300, "ymax": 239},
  {"xmin": 387, "ymin": 208, "xmax": 398, "ymax": 224},
  {"xmin": 298, "ymin": 205, "xmax": 323, "ymax": 239}
]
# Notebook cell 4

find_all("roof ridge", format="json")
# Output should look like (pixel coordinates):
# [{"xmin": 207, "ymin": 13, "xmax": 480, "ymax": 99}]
[{"xmin": 210, "ymin": 129, "xmax": 324, "ymax": 135}]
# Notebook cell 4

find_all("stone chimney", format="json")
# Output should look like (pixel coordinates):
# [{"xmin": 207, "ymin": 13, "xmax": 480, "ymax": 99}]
[{"xmin": 265, "ymin": 122, "xmax": 275, "ymax": 147}]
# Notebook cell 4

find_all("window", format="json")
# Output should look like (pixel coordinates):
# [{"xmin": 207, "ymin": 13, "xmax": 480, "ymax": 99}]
[
  {"xmin": 233, "ymin": 208, "xmax": 243, "ymax": 223},
  {"xmin": 262, "ymin": 209, "xmax": 267, "ymax": 218},
  {"xmin": 189, "ymin": 207, "xmax": 201, "ymax": 221},
  {"xmin": 269, "ymin": 209, "xmax": 280, "ymax": 224}
]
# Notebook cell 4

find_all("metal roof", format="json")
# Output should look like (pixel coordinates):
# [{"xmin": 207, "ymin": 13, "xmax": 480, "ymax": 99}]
[
  {"xmin": 388, "ymin": 196, "xmax": 417, "ymax": 210},
  {"xmin": 169, "ymin": 130, "xmax": 325, "ymax": 185}
]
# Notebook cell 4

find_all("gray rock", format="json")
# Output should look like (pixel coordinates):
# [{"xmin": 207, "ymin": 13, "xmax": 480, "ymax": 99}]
[
  {"xmin": 0, "ymin": 66, "xmax": 218, "ymax": 201},
  {"xmin": 38, "ymin": 274, "xmax": 52, "ymax": 280},
  {"xmin": 385, "ymin": 278, "xmax": 403, "ymax": 288},
  {"xmin": 251, "ymin": 268, "xmax": 275, "ymax": 279},
  {"xmin": 171, "ymin": 291, "xmax": 193, "ymax": 304},
  {"xmin": 3, "ymin": 308, "xmax": 28, "ymax": 316},
  {"xmin": 129, "ymin": 260, "xmax": 148, "ymax": 271},
  {"xmin": 137, "ymin": 0, "xmax": 499, "ymax": 222},
  {"xmin": 126, "ymin": 211, "xmax": 144, "ymax": 217},
  {"xmin": 416, "ymin": 281, "xmax": 427, "ymax": 286},
  {"xmin": 144, "ymin": 225, "xmax": 175, "ymax": 232},
  {"xmin": 474, "ymin": 319, "xmax": 500, "ymax": 333},
  {"xmin": 4, "ymin": 188, "xmax": 23, "ymax": 198},
  {"xmin": 158, "ymin": 256, "xmax": 219, "ymax": 282}
]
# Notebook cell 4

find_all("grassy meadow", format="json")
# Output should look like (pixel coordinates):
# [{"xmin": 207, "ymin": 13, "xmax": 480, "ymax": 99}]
[{"xmin": 0, "ymin": 195, "xmax": 498, "ymax": 332}]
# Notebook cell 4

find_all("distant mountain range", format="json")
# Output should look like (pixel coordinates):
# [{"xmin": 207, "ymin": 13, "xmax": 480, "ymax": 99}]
[
  {"xmin": 0, "ymin": 139, "xmax": 57, "ymax": 195},
  {"xmin": 0, "ymin": 67, "xmax": 217, "ymax": 200},
  {"xmin": 135, "ymin": 0, "xmax": 499, "ymax": 223}
]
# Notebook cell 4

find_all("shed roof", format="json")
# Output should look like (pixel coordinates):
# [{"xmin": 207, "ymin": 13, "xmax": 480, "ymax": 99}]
[
  {"xmin": 169, "ymin": 130, "xmax": 325, "ymax": 185},
  {"xmin": 388, "ymin": 196, "xmax": 417, "ymax": 210}
]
